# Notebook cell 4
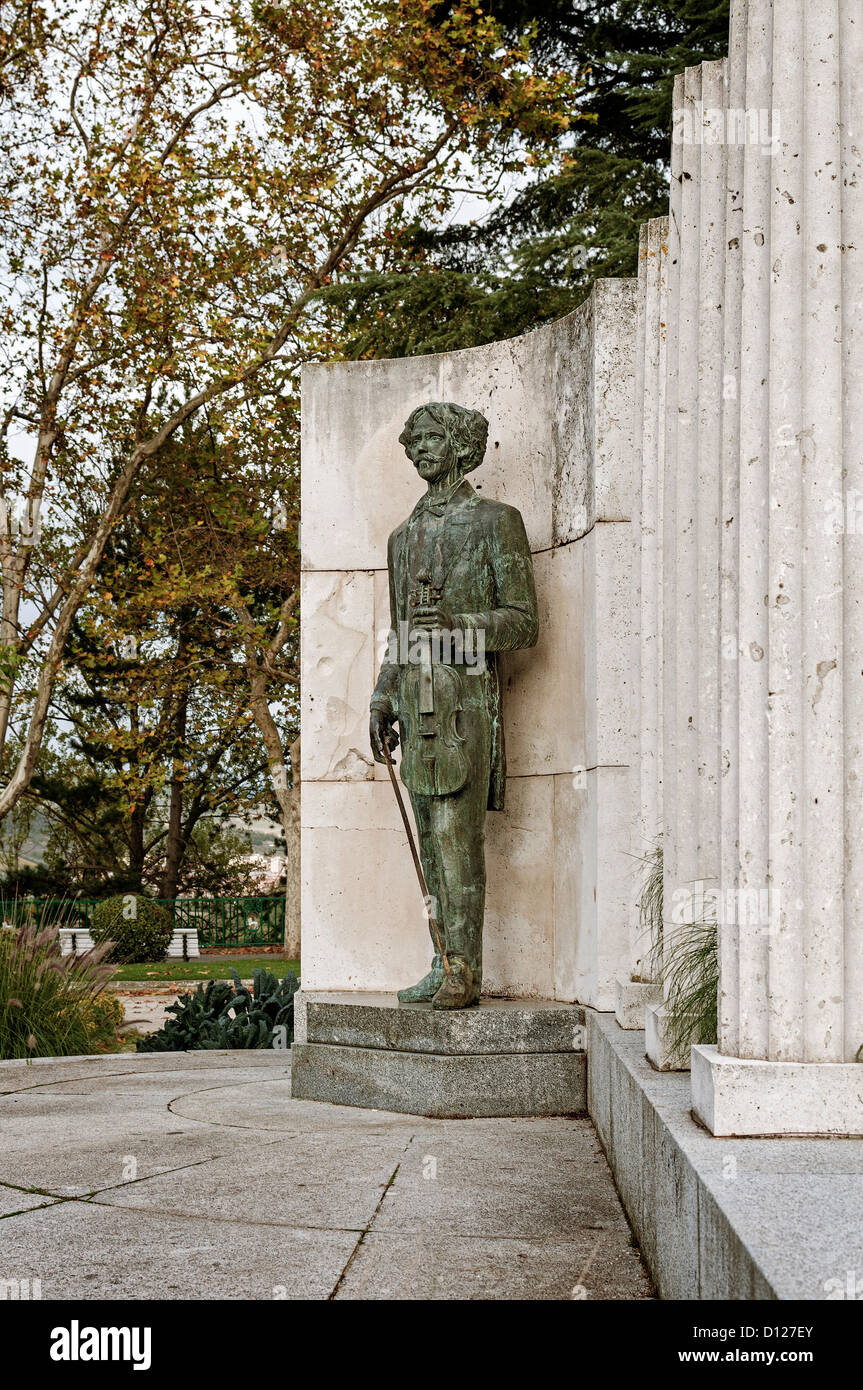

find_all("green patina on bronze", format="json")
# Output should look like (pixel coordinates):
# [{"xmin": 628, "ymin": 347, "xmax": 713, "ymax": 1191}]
[{"xmin": 370, "ymin": 402, "xmax": 538, "ymax": 1010}]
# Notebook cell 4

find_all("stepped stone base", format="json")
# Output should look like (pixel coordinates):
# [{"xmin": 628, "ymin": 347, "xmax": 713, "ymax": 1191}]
[{"xmin": 291, "ymin": 992, "xmax": 587, "ymax": 1118}]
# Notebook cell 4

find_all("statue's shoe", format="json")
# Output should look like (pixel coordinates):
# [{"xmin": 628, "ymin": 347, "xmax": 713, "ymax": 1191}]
[
  {"xmin": 431, "ymin": 957, "xmax": 479, "ymax": 1010},
  {"xmin": 397, "ymin": 957, "xmax": 444, "ymax": 1004}
]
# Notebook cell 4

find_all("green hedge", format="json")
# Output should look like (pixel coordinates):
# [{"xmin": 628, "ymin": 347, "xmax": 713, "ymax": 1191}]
[{"xmin": 90, "ymin": 895, "xmax": 173, "ymax": 964}]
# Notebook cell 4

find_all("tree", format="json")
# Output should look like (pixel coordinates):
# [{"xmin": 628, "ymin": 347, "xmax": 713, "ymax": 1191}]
[
  {"xmin": 13, "ymin": 420, "xmax": 290, "ymax": 899},
  {"xmin": 326, "ymin": 0, "xmax": 730, "ymax": 355},
  {"xmin": 0, "ymin": 0, "xmax": 577, "ymax": 820},
  {"xmin": 123, "ymin": 402, "xmax": 302, "ymax": 944}
]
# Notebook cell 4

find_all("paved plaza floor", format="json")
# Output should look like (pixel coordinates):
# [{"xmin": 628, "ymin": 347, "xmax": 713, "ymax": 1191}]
[{"xmin": 0, "ymin": 1052, "xmax": 654, "ymax": 1301}]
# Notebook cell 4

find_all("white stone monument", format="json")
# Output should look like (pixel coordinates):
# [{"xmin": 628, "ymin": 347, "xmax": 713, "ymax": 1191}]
[
  {"xmin": 293, "ymin": 284, "xmax": 641, "ymax": 1114},
  {"xmin": 296, "ymin": 0, "xmax": 863, "ymax": 1136}
]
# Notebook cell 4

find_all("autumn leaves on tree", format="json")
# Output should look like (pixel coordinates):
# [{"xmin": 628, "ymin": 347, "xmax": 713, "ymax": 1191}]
[{"xmin": 0, "ymin": 0, "xmax": 577, "ymax": 912}]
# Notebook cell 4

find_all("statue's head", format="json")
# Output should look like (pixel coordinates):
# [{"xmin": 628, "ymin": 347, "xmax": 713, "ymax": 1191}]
[{"xmin": 399, "ymin": 402, "xmax": 489, "ymax": 485}]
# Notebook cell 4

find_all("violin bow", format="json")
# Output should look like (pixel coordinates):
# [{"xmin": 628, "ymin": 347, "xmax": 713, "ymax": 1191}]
[{"xmin": 381, "ymin": 737, "xmax": 452, "ymax": 979}]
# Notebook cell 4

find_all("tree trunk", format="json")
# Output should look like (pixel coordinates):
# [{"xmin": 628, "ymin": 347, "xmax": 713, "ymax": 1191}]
[
  {"xmin": 158, "ymin": 620, "xmax": 190, "ymax": 899},
  {"xmin": 246, "ymin": 669, "xmax": 299, "ymax": 959},
  {"xmin": 128, "ymin": 803, "xmax": 147, "ymax": 892},
  {"xmin": 283, "ymin": 734, "xmax": 300, "ymax": 960},
  {"xmin": 158, "ymin": 692, "xmax": 188, "ymax": 900}
]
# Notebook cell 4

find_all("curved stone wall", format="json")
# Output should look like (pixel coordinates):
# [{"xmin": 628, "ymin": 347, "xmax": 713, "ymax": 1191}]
[{"xmin": 299, "ymin": 278, "xmax": 636, "ymax": 1006}]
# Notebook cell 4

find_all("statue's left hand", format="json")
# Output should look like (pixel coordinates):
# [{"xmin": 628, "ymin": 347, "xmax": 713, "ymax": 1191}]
[{"xmin": 411, "ymin": 602, "xmax": 457, "ymax": 632}]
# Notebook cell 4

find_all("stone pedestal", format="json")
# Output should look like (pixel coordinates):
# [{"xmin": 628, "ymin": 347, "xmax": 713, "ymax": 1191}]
[
  {"xmin": 692, "ymin": 1046, "xmax": 863, "ymax": 1138},
  {"xmin": 291, "ymin": 992, "xmax": 586, "ymax": 1118},
  {"xmin": 614, "ymin": 977, "xmax": 661, "ymax": 1031},
  {"xmin": 644, "ymin": 1002, "xmax": 692, "ymax": 1072}
]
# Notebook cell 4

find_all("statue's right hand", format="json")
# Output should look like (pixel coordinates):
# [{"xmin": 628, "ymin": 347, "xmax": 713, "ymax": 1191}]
[{"xmin": 370, "ymin": 710, "xmax": 399, "ymax": 764}]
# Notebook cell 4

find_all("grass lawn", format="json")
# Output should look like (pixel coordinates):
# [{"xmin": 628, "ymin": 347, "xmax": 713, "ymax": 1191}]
[{"xmin": 110, "ymin": 955, "xmax": 300, "ymax": 983}]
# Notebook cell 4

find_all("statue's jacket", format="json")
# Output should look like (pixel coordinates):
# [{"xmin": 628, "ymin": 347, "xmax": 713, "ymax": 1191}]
[{"xmin": 371, "ymin": 479, "xmax": 538, "ymax": 811}]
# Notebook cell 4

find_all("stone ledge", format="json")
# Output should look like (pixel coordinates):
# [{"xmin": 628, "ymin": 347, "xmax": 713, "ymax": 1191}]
[
  {"xmin": 587, "ymin": 1011, "xmax": 863, "ymax": 1299},
  {"xmin": 692, "ymin": 1045, "xmax": 863, "ymax": 1138},
  {"xmin": 291, "ymin": 1041, "xmax": 586, "ymax": 1119},
  {"xmin": 296, "ymin": 990, "xmax": 586, "ymax": 1055}
]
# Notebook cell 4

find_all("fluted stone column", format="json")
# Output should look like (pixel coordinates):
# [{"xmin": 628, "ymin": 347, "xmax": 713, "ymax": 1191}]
[
  {"xmin": 645, "ymin": 75, "xmax": 684, "ymax": 1066},
  {"xmin": 637, "ymin": 0, "xmax": 863, "ymax": 1118},
  {"xmin": 717, "ymin": 0, "xmax": 747, "ymax": 1064},
  {"xmin": 688, "ymin": 0, "xmax": 863, "ymax": 1134},
  {"xmin": 616, "ymin": 218, "xmax": 668, "ymax": 1029},
  {"xmin": 645, "ymin": 66, "xmax": 729, "ymax": 1067}
]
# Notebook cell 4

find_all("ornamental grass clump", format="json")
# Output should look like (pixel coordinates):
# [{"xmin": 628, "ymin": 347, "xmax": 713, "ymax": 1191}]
[
  {"xmin": 636, "ymin": 839, "xmax": 664, "ymax": 975},
  {"xmin": 652, "ymin": 920, "xmax": 719, "ymax": 1067},
  {"xmin": 635, "ymin": 840, "xmax": 718, "ymax": 1067},
  {"xmin": 0, "ymin": 914, "xmax": 114, "ymax": 1060}
]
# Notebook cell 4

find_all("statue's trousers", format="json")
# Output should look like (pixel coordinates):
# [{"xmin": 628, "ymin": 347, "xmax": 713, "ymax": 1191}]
[{"xmin": 406, "ymin": 704, "xmax": 492, "ymax": 981}]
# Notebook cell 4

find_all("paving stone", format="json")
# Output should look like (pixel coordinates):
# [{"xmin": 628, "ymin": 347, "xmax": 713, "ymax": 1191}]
[
  {"xmin": 0, "ymin": 1051, "xmax": 651, "ymax": 1300},
  {"xmin": 0, "ymin": 1101, "xmax": 267, "ymax": 1194},
  {"xmin": 372, "ymin": 1173, "xmax": 630, "ymax": 1239},
  {"xmin": 0, "ymin": 1185, "xmax": 59, "ymax": 1218},
  {"xmin": 12, "ymin": 1064, "xmax": 289, "ymax": 1096},
  {"xmin": 171, "ymin": 1079, "xmax": 418, "ymax": 1131},
  {"xmin": 0, "ymin": 1200, "xmax": 356, "ymax": 1300},
  {"xmin": 95, "ymin": 1131, "xmax": 415, "ymax": 1230},
  {"xmin": 335, "ymin": 1230, "xmax": 653, "ymax": 1300},
  {"xmin": 0, "ymin": 1051, "xmax": 287, "ymax": 1094}
]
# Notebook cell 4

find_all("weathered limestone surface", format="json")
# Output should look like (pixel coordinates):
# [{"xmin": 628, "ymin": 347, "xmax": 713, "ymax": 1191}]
[
  {"xmin": 632, "ymin": 0, "xmax": 863, "ymax": 1124},
  {"xmin": 300, "ymin": 571, "xmax": 376, "ymax": 784},
  {"xmin": 615, "ymin": 979, "xmax": 662, "ymax": 1032},
  {"xmin": 619, "ymin": 218, "xmax": 668, "ymax": 1029},
  {"xmin": 692, "ymin": 1046, "xmax": 863, "ymax": 1138},
  {"xmin": 300, "ymin": 280, "xmax": 637, "ymax": 1008}
]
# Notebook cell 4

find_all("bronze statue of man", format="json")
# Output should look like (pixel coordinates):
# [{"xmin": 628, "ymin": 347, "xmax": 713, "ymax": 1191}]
[{"xmin": 369, "ymin": 402, "xmax": 538, "ymax": 1009}]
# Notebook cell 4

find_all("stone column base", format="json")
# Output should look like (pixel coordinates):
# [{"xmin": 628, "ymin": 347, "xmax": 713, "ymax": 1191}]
[
  {"xmin": 692, "ymin": 1045, "xmax": 863, "ymax": 1137},
  {"xmin": 291, "ymin": 991, "xmax": 586, "ymax": 1118},
  {"xmin": 644, "ymin": 1002, "xmax": 693, "ymax": 1071},
  {"xmin": 615, "ymin": 977, "xmax": 662, "ymax": 1030}
]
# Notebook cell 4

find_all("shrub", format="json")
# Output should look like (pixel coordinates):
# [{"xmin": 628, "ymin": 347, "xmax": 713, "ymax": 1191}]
[
  {"xmin": 0, "ymin": 916, "xmax": 114, "ymax": 1060},
  {"xmin": 90, "ymin": 895, "xmax": 172, "ymax": 964},
  {"xmin": 80, "ymin": 991, "xmax": 126, "ymax": 1049},
  {"xmin": 137, "ymin": 968, "xmax": 299, "ymax": 1052}
]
